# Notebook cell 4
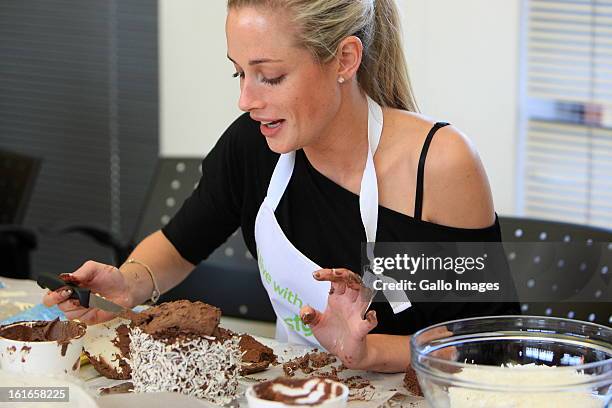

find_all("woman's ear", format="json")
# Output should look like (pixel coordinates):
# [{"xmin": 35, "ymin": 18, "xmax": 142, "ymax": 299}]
[{"xmin": 336, "ymin": 36, "xmax": 363, "ymax": 81}]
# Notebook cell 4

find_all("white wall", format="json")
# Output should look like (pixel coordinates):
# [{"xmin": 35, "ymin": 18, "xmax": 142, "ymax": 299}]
[
  {"xmin": 160, "ymin": 0, "xmax": 521, "ymax": 215},
  {"xmin": 159, "ymin": 0, "xmax": 241, "ymax": 156},
  {"xmin": 400, "ymin": 0, "xmax": 521, "ymax": 215}
]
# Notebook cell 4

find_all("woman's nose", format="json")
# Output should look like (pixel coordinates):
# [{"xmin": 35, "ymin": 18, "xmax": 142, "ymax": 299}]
[{"xmin": 238, "ymin": 81, "xmax": 265, "ymax": 112}]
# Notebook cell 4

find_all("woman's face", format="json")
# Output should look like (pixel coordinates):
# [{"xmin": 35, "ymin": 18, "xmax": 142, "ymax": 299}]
[{"xmin": 226, "ymin": 6, "xmax": 340, "ymax": 153}]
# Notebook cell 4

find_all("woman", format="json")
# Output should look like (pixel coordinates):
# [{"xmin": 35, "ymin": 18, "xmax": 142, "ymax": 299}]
[{"xmin": 43, "ymin": 0, "xmax": 518, "ymax": 373}]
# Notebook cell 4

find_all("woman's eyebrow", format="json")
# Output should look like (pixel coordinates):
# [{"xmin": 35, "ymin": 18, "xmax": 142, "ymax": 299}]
[{"xmin": 227, "ymin": 55, "xmax": 283, "ymax": 66}]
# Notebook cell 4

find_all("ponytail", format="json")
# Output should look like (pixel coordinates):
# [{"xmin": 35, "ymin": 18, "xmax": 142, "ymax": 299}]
[{"xmin": 358, "ymin": 0, "xmax": 418, "ymax": 111}]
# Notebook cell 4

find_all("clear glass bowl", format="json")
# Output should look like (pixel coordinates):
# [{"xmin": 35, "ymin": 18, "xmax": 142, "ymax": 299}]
[{"xmin": 410, "ymin": 315, "xmax": 612, "ymax": 408}]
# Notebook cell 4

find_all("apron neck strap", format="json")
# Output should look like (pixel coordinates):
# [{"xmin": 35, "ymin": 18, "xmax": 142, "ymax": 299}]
[
  {"xmin": 265, "ymin": 152, "xmax": 295, "ymax": 210},
  {"xmin": 360, "ymin": 96, "xmax": 383, "ymax": 247},
  {"xmin": 366, "ymin": 95, "xmax": 383, "ymax": 155}
]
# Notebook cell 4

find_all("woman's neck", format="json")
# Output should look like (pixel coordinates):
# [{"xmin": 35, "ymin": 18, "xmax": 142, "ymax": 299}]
[{"xmin": 302, "ymin": 89, "xmax": 370, "ymax": 192}]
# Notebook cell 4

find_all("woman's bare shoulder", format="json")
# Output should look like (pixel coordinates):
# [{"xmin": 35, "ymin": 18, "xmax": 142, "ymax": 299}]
[
  {"xmin": 382, "ymin": 108, "xmax": 495, "ymax": 228},
  {"xmin": 379, "ymin": 109, "xmax": 437, "ymax": 158},
  {"xmin": 383, "ymin": 109, "xmax": 437, "ymax": 138}
]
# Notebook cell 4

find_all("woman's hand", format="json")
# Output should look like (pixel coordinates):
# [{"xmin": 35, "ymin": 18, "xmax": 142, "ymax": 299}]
[
  {"xmin": 42, "ymin": 260, "xmax": 134, "ymax": 325},
  {"xmin": 299, "ymin": 268, "xmax": 377, "ymax": 370},
  {"xmin": 300, "ymin": 268, "xmax": 459, "ymax": 373}
]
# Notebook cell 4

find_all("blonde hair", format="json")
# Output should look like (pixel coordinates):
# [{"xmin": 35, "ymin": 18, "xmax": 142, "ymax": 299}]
[{"xmin": 227, "ymin": 0, "xmax": 419, "ymax": 112}]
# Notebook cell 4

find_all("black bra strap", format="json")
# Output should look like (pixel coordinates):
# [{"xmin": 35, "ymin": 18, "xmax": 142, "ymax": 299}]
[{"xmin": 414, "ymin": 122, "xmax": 451, "ymax": 221}]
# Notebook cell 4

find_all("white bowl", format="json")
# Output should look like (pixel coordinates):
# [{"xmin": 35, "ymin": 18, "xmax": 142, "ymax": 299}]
[
  {"xmin": 246, "ymin": 378, "xmax": 349, "ymax": 408},
  {"xmin": 0, "ymin": 320, "xmax": 86, "ymax": 376}
]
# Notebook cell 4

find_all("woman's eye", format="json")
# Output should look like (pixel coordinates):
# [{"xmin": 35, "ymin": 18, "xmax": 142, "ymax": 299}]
[
  {"xmin": 232, "ymin": 71, "xmax": 285, "ymax": 86},
  {"xmin": 262, "ymin": 75, "xmax": 285, "ymax": 86}
]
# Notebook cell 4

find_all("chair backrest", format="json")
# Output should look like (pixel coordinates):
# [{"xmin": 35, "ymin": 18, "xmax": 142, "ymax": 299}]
[
  {"xmin": 0, "ymin": 149, "xmax": 41, "ymax": 225},
  {"xmin": 0, "ymin": 150, "xmax": 40, "ymax": 279},
  {"xmin": 137, "ymin": 158, "xmax": 275, "ymax": 322},
  {"xmin": 499, "ymin": 216, "xmax": 611, "ymax": 326},
  {"xmin": 133, "ymin": 158, "xmax": 202, "ymax": 242}
]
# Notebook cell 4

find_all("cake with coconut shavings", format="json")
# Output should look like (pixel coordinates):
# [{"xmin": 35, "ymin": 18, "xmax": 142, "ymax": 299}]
[{"xmin": 126, "ymin": 300, "xmax": 241, "ymax": 405}]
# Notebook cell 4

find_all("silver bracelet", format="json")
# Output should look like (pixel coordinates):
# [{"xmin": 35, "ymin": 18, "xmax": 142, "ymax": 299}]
[{"xmin": 125, "ymin": 258, "xmax": 161, "ymax": 304}]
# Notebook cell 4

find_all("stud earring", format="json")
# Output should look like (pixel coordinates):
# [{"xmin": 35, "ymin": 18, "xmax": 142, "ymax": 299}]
[{"xmin": 338, "ymin": 77, "xmax": 345, "ymax": 84}]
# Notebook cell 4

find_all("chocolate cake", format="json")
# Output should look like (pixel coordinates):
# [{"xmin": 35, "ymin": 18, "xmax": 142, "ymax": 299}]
[
  {"xmin": 126, "ymin": 300, "xmax": 241, "ymax": 404},
  {"xmin": 238, "ymin": 332, "xmax": 277, "ymax": 375},
  {"xmin": 84, "ymin": 300, "xmax": 278, "ymax": 403},
  {"xmin": 83, "ymin": 318, "xmax": 132, "ymax": 380},
  {"xmin": 403, "ymin": 366, "xmax": 423, "ymax": 396},
  {"xmin": 129, "ymin": 300, "xmax": 221, "ymax": 341},
  {"xmin": 253, "ymin": 377, "xmax": 345, "ymax": 405}
]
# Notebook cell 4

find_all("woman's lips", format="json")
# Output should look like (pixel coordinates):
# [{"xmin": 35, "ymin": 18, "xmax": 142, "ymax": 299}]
[{"xmin": 260, "ymin": 119, "xmax": 285, "ymax": 137}]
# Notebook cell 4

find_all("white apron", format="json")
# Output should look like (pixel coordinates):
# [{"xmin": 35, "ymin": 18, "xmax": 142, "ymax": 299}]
[{"xmin": 254, "ymin": 96, "xmax": 411, "ymax": 347}]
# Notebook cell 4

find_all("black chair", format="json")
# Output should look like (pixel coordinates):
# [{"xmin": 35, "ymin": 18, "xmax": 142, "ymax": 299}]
[
  {"xmin": 499, "ymin": 216, "xmax": 611, "ymax": 326},
  {"xmin": 0, "ymin": 149, "xmax": 41, "ymax": 279},
  {"xmin": 58, "ymin": 157, "xmax": 275, "ymax": 322}
]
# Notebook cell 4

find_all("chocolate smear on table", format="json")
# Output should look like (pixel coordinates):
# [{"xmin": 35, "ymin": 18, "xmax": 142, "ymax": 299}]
[{"xmin": 99, "ymin": 382, "xmax": 134, "ymax": 395}]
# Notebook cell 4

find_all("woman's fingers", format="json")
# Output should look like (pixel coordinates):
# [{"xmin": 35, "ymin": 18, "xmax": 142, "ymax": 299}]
[
  {"xmin": 420, "ymin": 326, "xmax": 454, "ymax": 344},
  {"xmin": 313, "ymin": 268, "xmax": 363, "ymax": 290},
  {"xmin": 299, "ymin": 305, "xmax": 323, "ymax": 328},
  {"xmin": 314, "ymin": 268, "xmax": 368, "ymax": 305},
  {"xmin": 42, "ymin": 287, "xmax": 96, "ymax": 322},
  {"xmin": 60, "ymin": 260, "xmax": 106, "ymax": 286},
  {"xmin": 56, "ymin": 298, "xmax": 94, "ymax": 319},
  {"xmin": 354, "ymin": 285, "xmax": 375, "ymax": 315},
  {"xmin": 57, "ymin": 299, "xmax": 86, "ymax": 313},
  {"xmin": 313, "ymin": 268, "xmax": 352, "ymax": 282},
  {"xmin": 359, "ymin": 310, "xmax": 378, "ymax": 335},
  {"xmin": 347, "ymin": 274, "xmax": 364, "ymax": 291},
  {"xmin": 42, "ymin": 261, "xmax": 109, "ymax": 306},
  {"xmin": 55, "ymin": 296, "xmax": 115, "ymax": 324},
  {"xmin": 346, "ymin": 286, "xmax": 360, "ymax": 303},
  {"xmin": 64, "ymin": 309, "xmax": 97, "ymax": 324},
  {"xmin": 431, "ymin": 345, "xmax": 459, "ymax": 369},
  {"xmin": 42, "ymin": 288, "xmax": 73, "ymax": 307},
  {"xmin": 332, "ymin": 281, "xmax": 347, "ymax": 296},
  {"xmin": 63, "ymin": 308, "xmax": 110, "ymax": 325},
  {"xmin": 61, "ymin": 306, "xmax": 90, "ymax": 320}
]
